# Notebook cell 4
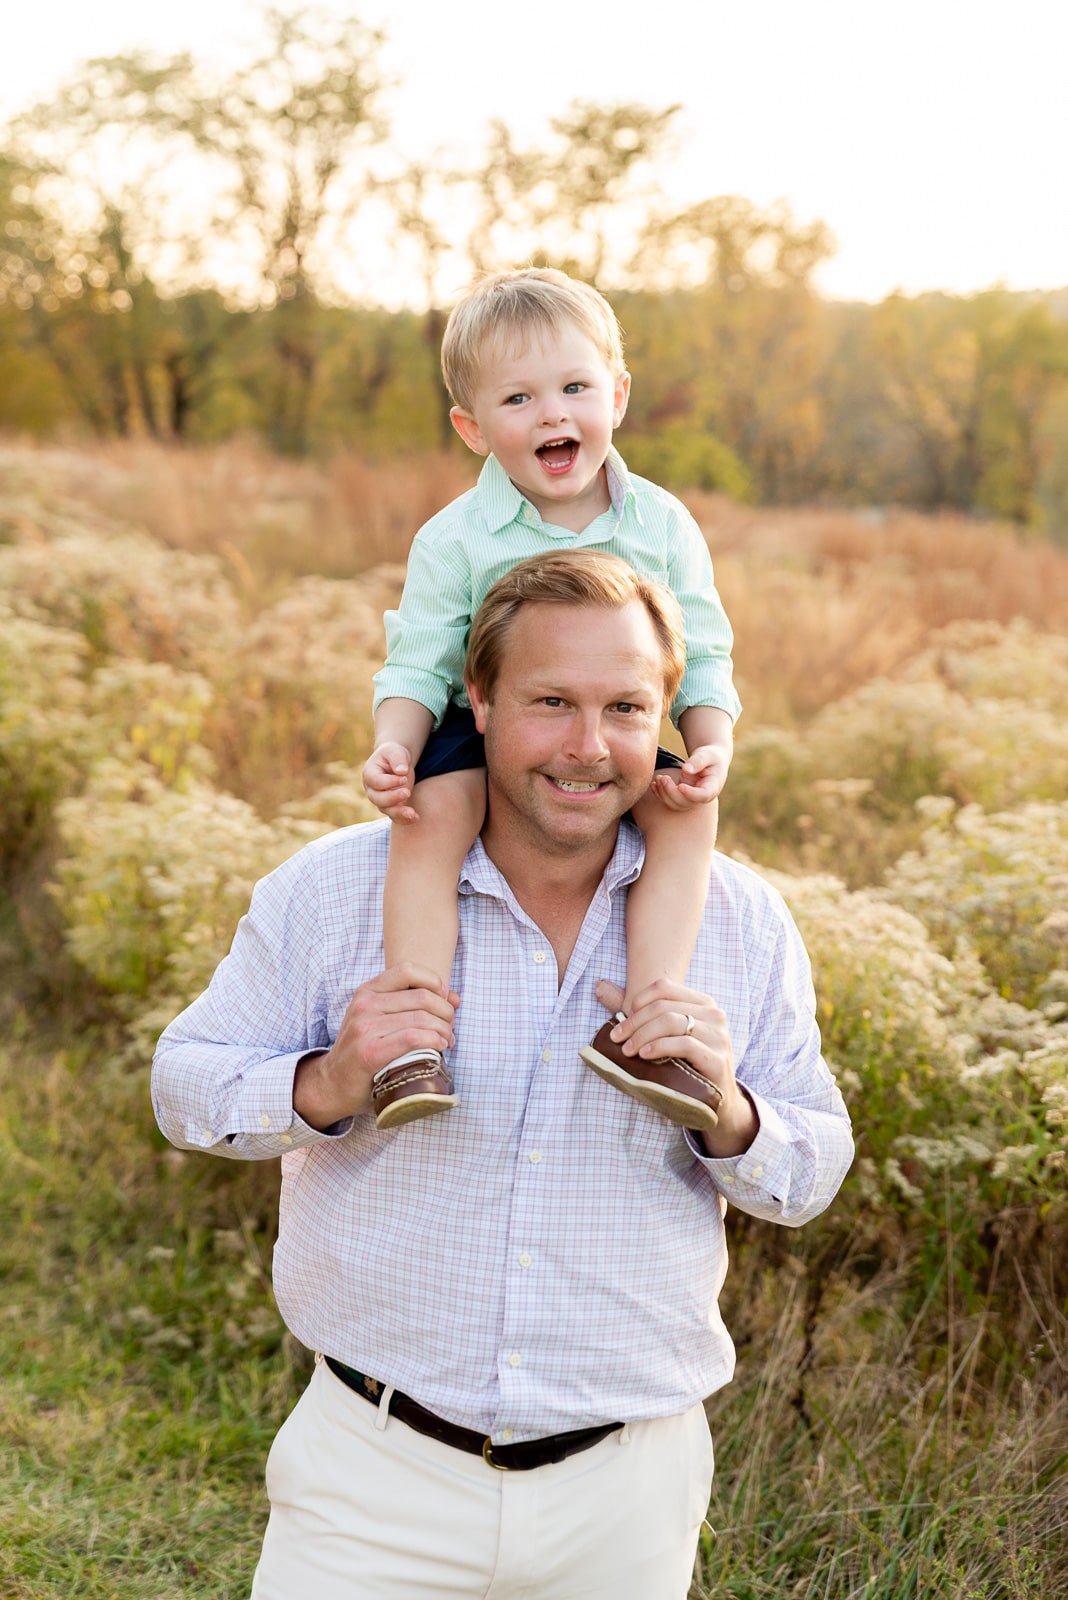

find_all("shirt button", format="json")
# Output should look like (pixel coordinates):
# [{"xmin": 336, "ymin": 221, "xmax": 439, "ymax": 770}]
[
  {"xmin": 202, "ymin": 1129, "xmax": 214, "ymax": 1144},
  {"xmin": 751, "ymin": 1165, "xmax": 764, "ymax": 1178},
  {"xmin": 532, "ymin": 951, "xmax": 547, "ymax": 964},
  {"xmin": 500, "ymin": 1428, "xmax": 514, "ymax": 1442},
  {"xmin": 281, "ymin": 1134, "xmax": 293, "ymax": 1146},
  {"xmin": 528, "ymin": 1151, "xmax": 542, "ymax": 1164},
  {"xmin": 541, "ymin": 1049, "xmax": 552, "ymax": 1063},
  {"xmin": 509, "ymin": 1352, "xmax": 521, "ymax": 1367},
  {"xmin": 518, "ymin": 1253, "xmax": 533, "ymax": 1268},
  {"xmin": 260, "ymin": 1113, "xmax": 271, "ymax": 1129}
]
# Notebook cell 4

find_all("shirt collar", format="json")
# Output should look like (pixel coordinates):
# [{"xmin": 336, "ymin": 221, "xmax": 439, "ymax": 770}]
[
  {"xmin": 475, "ymin": 445, "xmax": 637, "ymax": 533},
  {"xmin": 459, "ymin": 821, "xmax": 644, "ymax": 900}
]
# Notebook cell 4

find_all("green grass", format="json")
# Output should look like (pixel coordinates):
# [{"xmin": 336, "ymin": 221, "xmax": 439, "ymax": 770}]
[{"xmin": 3, "ymin": 1014, "xmax": 1066, "ymax": 1600}]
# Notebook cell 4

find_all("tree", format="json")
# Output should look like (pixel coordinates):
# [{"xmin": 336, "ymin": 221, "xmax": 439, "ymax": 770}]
[
  {"xmin": 2, "ymin": 8, "xmax": 389, "ymax": 451},
  {"xmin": 872, "ymin": 291, "xmax": 1068, "ymax": 520},
  {"xmin": 463, "ymin": 100, "xmax": 683, "ymax": 288}
]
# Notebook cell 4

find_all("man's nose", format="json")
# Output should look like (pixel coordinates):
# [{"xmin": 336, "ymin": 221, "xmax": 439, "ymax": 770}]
[{"xmin": 566, "ymin": 713, "xmax": 609, "ymax": 764}]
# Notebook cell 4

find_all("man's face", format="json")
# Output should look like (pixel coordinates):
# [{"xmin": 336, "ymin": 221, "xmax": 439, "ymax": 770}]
[
  {"xmin": 467, "ymin": 600, "xmax": 665, "ymax": 859},
  {"xmin": 449, "ymin": 324, "xmax": 630, "ymax": 532}
]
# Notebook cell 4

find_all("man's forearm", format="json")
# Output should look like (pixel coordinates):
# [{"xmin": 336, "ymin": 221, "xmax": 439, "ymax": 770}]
[
  {"xmin": 293, "ymin": 1048, "xmax": 369, "ymax": 1131},
  {"xmin": 692, "ymin": 1084, "xmax": 758, "ymax": 1158}
]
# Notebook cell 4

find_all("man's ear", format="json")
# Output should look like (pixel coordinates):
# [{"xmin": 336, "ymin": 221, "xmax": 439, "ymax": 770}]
[
  {"xmin": 466, "ymin": 679, "xmax": 490, "ymax": 733},
  {"xmin": 612, "ymin": 370, "xmax": 631, "ymax": 430},
  {"xmin": 450, "ymin": 406, "xmax": 489, "ymax": 455}
]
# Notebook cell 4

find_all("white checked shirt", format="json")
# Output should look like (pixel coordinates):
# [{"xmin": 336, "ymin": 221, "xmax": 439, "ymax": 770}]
[{"xmin": 152, "ymin": 821, "xmax": 852, "ymax": 1444}]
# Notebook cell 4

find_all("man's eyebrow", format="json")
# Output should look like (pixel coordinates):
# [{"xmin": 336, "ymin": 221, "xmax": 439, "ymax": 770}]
[{"xmin": 518, "ymin": 678, "xmax": 655, "ymax": 700}]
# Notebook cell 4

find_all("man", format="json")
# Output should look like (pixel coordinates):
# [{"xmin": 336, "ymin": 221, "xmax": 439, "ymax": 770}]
[{"xmin": 152, "ymin": 551, "xmax": 853, "ymax": 1600}]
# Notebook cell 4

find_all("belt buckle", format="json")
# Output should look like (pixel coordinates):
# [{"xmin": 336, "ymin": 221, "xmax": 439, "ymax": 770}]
[{"xmin": 482, "ymin": 1437, "xmax": 513, "ymax": 1471}]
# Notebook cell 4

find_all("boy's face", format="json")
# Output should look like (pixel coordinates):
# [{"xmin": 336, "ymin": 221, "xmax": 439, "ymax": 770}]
[{"xmin": 450, "ymin": 324, "xmax": 630, "ymax": 533}]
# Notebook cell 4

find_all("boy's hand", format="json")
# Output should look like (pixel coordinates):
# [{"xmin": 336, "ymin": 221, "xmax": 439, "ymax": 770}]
[
  {"xmin": 362, "ymin": 743, "xmax": 420, "ymax": 824},
  {"xmin": 651, "ymin": 744, "xmax": 730, "ymax": 810}
]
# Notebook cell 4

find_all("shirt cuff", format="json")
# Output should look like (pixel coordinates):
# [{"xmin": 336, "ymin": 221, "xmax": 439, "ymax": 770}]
[
  {"xmin": 223, "ymin": 1050, "xmax": 355, "ymax": 1155},
  {"xmin": 684, "ymin": 1088, "xmax": 789, "ymax": 1199},
  {"xmin": 372, "ymin": 666, "xmax": 454, "ymax": 726},
  {"xmin": 671, "ymin": 663, "xmax": 742, "ymax": 726}
]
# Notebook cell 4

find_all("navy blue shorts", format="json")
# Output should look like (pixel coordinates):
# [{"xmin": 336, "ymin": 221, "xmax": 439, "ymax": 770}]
[{"xmin": 414, "ymin": 703, "xmax": 685, "ymax": 783}]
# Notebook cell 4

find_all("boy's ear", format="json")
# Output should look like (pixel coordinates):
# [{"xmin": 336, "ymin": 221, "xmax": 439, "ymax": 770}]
[
  {"xmin": 450, "ymin": 406, "xmax": 489, "ymax": 455},
  {"xmin": 612, "ymin": 370, "xmax": 632, "ymax": 430}
]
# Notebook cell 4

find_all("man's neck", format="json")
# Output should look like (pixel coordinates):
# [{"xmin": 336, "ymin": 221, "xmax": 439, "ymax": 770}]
[{"xmin": 479, "ymin": 823, "xmax": 618, "ymax": 979}]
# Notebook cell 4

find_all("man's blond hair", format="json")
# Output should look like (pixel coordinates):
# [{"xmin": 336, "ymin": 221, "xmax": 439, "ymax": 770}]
[
  {"xmin": 466, "ymin": 550, "xmax": 685, "ymax": 710},
  {"xmin": 441, "ymin": 268, "xmax": 625, "ymax": 411}
]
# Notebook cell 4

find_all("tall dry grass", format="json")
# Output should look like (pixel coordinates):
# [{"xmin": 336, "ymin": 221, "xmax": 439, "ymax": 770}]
[{"xmin": 10, "ymin": 438, "xmax": 1068, "ymax": 731}]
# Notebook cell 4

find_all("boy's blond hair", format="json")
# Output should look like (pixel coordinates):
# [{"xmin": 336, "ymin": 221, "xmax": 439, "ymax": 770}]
[
  {"xmin": 466, "ymin": 549, "xmax": 685, "ymax": 712},
  {"xmin": 441, "ymin": 268, "xmax": 626, "ymax": 412}
]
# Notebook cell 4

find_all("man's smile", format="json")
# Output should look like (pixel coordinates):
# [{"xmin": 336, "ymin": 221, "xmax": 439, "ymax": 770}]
[{"xmin": 543, "ymin": 773, "xmax": 612, "ymax": 796}]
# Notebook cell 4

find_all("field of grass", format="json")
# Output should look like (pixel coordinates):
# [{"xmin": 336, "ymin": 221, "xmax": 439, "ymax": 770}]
[{"xmin": 1, "ymin": 438, "xmax": 1066, "ymax": 1598}]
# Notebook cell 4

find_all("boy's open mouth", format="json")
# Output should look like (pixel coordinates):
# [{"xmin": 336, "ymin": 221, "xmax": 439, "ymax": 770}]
[{"xmin": 536, "ymin": 438, "xmax": 578, "ymax": 473}]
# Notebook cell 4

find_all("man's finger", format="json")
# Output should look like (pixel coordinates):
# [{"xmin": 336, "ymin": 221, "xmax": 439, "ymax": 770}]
[
  {"xmin": 365, "ymin": 964, "xmax": 449, "ymax": 995},
  {"xmin": 595, "ymin": 979, "xmax": 626, "ymax": 1016}
]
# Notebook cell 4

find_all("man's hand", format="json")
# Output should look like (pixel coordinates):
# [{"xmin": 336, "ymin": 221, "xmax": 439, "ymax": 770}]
[
  {"xmin": 362, "ymin": 743, "xmax": 420, "ymax": 824},
  {"xmin": 594, "ymin": 978, "xmax": 757, "ymax": 1158},
  {"xmin": 650, "ymin": 743, "xmax": 730, "ymax": 810},
  {"xmin": 294, "ymin": 965, "xmax": 459, "ymax": 1131}
]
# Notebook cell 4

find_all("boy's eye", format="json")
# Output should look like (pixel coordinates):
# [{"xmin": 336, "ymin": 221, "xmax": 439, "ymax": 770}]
[
  {"xmin": 503, "ymin": 392, "xmax": 528, "ymax": 406},
  {"xmin": 563, "ymin": 382, "xmax": 585, "ymax": 394}
]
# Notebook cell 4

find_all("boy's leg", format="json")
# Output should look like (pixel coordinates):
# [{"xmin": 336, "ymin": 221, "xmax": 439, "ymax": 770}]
[
  {"xmin": 374, "ymin": 767, "xmax": 485, "ymax": 1130},
  {"xmin": 580, "ymin": 788, "xmax": 722, "ymax": 1130},
  {"xmin": 623, "ymin": 788, "xmax": 718, "ymax": 1004}
]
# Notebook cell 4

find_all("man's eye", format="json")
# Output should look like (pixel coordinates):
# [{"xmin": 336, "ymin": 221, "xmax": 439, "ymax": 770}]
[
  {"xmin": 613, "ymin": 703, "xmax": 637, "ymax": 715},
  {"xmin": 542, "ymin": 696, "xmax": 564, "ymax": 708}
]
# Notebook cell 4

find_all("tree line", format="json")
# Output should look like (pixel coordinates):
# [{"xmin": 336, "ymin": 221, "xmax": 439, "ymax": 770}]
[{"xmin": 2, "ymin": 7, "xmax": 1067, "ymax": 534}]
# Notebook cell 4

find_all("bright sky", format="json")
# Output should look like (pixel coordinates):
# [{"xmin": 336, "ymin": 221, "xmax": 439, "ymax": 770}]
[{"xmin": 5, "ymin": 0, "xmax": 1066, "ymax": 304}]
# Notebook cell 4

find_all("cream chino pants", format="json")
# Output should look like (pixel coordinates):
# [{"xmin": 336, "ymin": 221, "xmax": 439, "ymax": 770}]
[{"xmin": 251, "ymin": 1356, "xmax": 713, "ymax": 1599}]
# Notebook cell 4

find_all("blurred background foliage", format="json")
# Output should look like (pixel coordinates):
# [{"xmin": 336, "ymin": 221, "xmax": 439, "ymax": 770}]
[{"xmin": 2, "ymin": 8, "xmax": 1068, "ymax": 537}]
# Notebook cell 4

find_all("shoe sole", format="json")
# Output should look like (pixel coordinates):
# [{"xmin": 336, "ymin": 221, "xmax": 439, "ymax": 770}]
[
  {"xmin": 375, "ymin": 1092, "xmax": 459, "ymax": 1131},
  {"xmin": 579, "ymin": 1046, "xmax": 719, "ymax": 1133}
]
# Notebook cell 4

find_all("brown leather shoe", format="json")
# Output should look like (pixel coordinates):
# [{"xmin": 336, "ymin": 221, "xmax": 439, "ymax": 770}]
[
  {"xmin": 579, "ymin": 1013, "xmax": 722, "ymax": 1133},
  {"xmin": 372, "ymin": 1051, "xmax": 458, "ymax": 1131}
]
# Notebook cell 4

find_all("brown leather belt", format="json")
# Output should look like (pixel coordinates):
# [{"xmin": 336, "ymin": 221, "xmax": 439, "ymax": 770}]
[{"xmin": 324, "ymin": 1356, "xmax": 622, "ymax": 1471}]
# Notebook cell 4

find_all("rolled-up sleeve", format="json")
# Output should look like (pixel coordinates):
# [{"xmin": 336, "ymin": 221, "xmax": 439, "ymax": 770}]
[
  {"xmin": 372, "ymin": 534, "xmax": 474, "ymax": 725},
  {"xmin": 687, "ymin": 889, "xmax": 853, "ymax": 1223},
  {"xmin": 666, "ymin": 507, "xmax": 742, "ymax": 725},
  {"xmin": 151, "ymin": 850, "xmax": 352, "ymax": 1161}
]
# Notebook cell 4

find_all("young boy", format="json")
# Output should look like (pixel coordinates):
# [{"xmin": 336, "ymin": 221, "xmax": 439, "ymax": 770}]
[{"xmin": 362, "ymin": 268, "xmax": 740, "ymax": 1130}]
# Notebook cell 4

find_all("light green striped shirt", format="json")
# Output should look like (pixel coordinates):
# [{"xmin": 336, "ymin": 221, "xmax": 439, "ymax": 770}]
[{"xmin": 373, "ymin": 446, "xmax": 740, "ymax": 728}]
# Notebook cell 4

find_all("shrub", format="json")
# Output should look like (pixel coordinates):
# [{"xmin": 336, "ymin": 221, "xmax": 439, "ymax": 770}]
[
  {"xmin": 0, "ymin": 526, "xmax": 241, "ymax": 671},
  {"xmin": 764, "ymin": 866, "xmax": 1067, "ymax": 1259},
  {"xmin": 52, "ymin": 764, "xmax": 329, "ymax": 1052},
  {"xmin": 884, "ymin": 799, "xmax": 1068, "ymax": 1006}
]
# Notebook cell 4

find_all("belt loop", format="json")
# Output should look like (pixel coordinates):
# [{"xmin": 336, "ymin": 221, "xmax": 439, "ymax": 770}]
[
  {"xmin": 374, "ymin": 1383, "xmax": 395, "ymax": 1431},
  {"xmin": 617, "ymin": 1422, "xmax": 632, "ymax": 1446}
]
